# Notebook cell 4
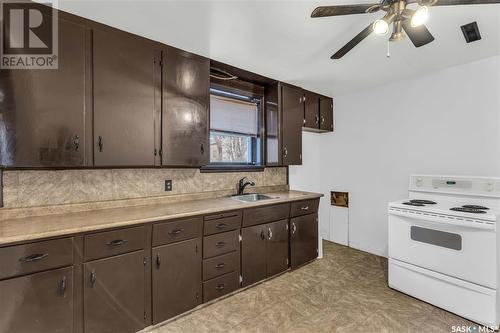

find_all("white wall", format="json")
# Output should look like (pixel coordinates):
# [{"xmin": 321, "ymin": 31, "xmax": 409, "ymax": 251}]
[{"xmin": 290, "ymin": 56, "xmax": 500, "ymax": 257}]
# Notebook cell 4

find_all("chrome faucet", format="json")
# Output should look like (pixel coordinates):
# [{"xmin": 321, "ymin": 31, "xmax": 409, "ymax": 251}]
[{"xmin": 237, "ymin": 177, "xmax": 255, "ymax": 195}]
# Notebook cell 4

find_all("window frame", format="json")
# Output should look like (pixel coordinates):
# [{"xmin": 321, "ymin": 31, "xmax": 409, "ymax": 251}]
[{"xmin": 204, "ymin": 86, "xmax": 264, "ymax": 171}]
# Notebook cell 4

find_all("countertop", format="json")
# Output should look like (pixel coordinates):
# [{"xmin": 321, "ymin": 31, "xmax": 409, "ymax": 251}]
[{"xmin": 0, "ymin": 190, "xmax": 322, "ymax": 246}]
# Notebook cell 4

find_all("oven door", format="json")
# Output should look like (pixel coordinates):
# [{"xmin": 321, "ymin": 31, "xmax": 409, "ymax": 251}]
[{"xmin": 388, "ymin": 209, "xmax": 497, "ymax": 289}]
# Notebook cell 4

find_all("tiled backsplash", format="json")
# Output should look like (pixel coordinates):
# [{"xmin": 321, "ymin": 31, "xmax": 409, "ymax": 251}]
[{"xmin": 1, "ymin": 167, "xmax": 287, "ymax": 208}]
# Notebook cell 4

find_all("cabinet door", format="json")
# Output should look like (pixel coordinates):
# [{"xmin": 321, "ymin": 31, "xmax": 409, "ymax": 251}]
[
  {"xmin": 266, "ymin": 219, "xmax": 289, "ymax": 277},
  {"xmin": 0, "ymin": 266, "xmax": 73, "ymax": 333},
  {"xmin": 281, "ymin": 85, "xmax": 303, "ymax": 165},
  {"xmin": 319, "ymin": 96, "xmax": 334, "ymax": 132},
  {"xmin": 303, "ymin": 91, "xmax": 320, "ymax": 129},
  {"xmin": 0, "ymin": 17, "xmax": 87, "ymax": 167},
  {"xmin": 93, "ymin": 29, "xmax": 160, "ymax": 166},
  {"xmin": 162, "ymin": 47, "xmax": 209, "ymax": 166},
  {"xmin": 290, "ymin": 214, "xmax": 318, "ymax": 269},
  {"xmin": 241, "ymin": 224, "xmax": 267, "ymax": 287},
  {"xmin": 84, "ymin": 251, "xmax": 146, "ymax": 333},
  {"xmin": 152, "ymin": 238, "xmax": 201, "ymax": 323}
]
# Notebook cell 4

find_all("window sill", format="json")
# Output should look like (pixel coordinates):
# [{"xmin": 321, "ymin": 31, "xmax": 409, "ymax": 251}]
[{"xmin": 200, "ymin": 165, "xmax": 265, "ymax": 173}]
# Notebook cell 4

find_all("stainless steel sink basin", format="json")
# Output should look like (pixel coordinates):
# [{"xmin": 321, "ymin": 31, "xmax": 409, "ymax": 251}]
[{"xmin": 230, "ymin": 193, "xmax": 274, "ymax": 203}]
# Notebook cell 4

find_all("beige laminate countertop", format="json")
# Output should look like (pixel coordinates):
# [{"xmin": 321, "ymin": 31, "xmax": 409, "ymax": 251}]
[{"xmin": 0, "ymin": 190, "xmax": 322, "ymax": 246}]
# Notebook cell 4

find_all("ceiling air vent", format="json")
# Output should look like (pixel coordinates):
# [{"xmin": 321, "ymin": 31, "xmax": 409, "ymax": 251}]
[{"xmin": 461, "ymin": 22, "xmax": 481, "ymax": 43}]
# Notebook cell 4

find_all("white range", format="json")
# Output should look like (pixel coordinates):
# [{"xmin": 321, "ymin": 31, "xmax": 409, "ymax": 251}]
[{"xmin": 388, "ymin": 175, "xmax": 500, "ymax": 327}]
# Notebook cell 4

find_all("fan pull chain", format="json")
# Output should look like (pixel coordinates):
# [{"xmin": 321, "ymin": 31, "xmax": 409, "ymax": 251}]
[{"xmin": 387, "ymin": 41, "xmax": 391, "ymax": 58}]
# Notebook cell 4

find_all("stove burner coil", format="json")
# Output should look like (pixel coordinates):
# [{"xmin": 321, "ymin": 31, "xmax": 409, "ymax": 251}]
[
  {"xmin": 409, "ymin": 200, "xmax": 437, "ymax": 205},
  {"xmin": 462, "ymin": 205, "xmax": 489, "ymax": 210},
  {"xmin": 450, "ymin": 207, "xmax": 487, "ymax": 214}
]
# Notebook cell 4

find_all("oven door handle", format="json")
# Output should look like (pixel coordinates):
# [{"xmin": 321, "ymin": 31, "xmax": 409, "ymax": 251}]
[{"xmin": 389, "ymin": 208, "xmax": 496, "ymax": 231}]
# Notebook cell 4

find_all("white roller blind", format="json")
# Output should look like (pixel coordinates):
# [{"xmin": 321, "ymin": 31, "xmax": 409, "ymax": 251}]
[{"xmin": 210, "ymin": 95, "xmax": 258, "ymax": 136}]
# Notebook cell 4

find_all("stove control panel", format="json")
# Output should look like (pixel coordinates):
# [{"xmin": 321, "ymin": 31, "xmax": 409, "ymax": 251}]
[{"xmin": 410, "ymin": 175, "xmax": 500, "ymax": 197}]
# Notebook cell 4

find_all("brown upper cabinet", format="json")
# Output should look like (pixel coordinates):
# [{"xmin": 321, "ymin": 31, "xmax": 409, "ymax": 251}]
[
  {"xmin": 319, "ymin": 96, "xmax": 334, "ymax": 132},
  {"xmin": 303, "ymin": 91, "xmax": 320, "ymax": 129},
  {"xmin": 0, "ymin": 15, "xmax": 89, "ymax": 167},
  {"xmin": 265, "ymin": 82, "xmax": 303, "ymax": 166},
  {"xmin": 303, "ymin": 94, "xmax": 334, "ymax": 133},
  {"xmin": 162, "ymin": 47, "xmax": 210, "ymax": 167},
  {"xmin": 93, "ymin": 29, "xmax": 161, "ymax": 167}
]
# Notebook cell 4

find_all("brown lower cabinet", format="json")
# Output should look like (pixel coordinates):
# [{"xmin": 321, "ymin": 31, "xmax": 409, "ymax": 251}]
[
  {"xmin": 241, "ymin": 219, "xmax": 289, "ymax": 287},
  {"xmin": 290, "ymin": 213, "xmax": 319, "ymax": 269},
  {"xmin": 84, "ymin": 250, "xmax": 147, "ymax": 333},
  {"xmin": 0, "ymin": 266, "xmax": 73, "ymax": 333},
  {"xmin": 152, "ymin": 238, "xmax": 202, "ymax": 323}
]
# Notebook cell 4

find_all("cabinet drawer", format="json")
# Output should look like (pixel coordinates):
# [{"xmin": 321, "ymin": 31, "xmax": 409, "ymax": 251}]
[
  {"xmin": 203, "ymin": 230, "xmax": 239, "ymax": 259},
  {"xmin": 203, "ymin": 251, "xmax": 239, "ymax": 281},
  {"xmin": 0, "ymin": 237, "xmax": 73, "ymax": 280},
  {"xmin": 204, "ymin": 210, "xmax": 242, "ymax": 236},
  {"xmin": 153, "ymin": 216, "xmax": 203, "ymax": 247},
  {"xmin": 242, "ymin": 203, "xmax": 290, "ymax": 227},
  {"xmin": 290, "ymin": 199, "xmax": 319, "ymax": 217},
  {"xmin": 203, "ymin": 271, "xmax": 239, "ymax": 303},
  {"xmin": 84, "ymin": 226, "xmax": 145, "ymax": 261}
]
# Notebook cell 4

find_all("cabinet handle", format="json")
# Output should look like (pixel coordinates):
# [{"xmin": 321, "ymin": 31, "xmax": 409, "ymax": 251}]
[
  {"xmin": 215, "ymin": 284, "xmax": 225, "ymax": 291},
  {"xmin": 260, "ymin": 230, "xmax": 265, "ymax": 240},
  {"xmin": 106, "ymin": 239, "xmax": 128, "ymax": 246},
  {"xmin": 292, "ymin": 222, "xmax": 297, "ymax": 235},
  {"xmin": 98, "ymin": 136, "xmax": 103, "ymax": 152},
  {"xmin": 90, "ymin": 271, "xmax": 96, "ymax": 287},
  {"xmin": 59, "ymin": 276, "xmax": 67, "ymax": 295},
  {"xmin": 321, "ymin": 116, "xmax": 325, "ymax": 124},
  {"xmin": 20, "ymin": 253, "xmax": 48, "ymax": 263},
  {"xmin": 215, "ymin": 263, "xmax": 225, "ymax": 269},
  {"xmin": 283, "ymin": 147, "xmax": 288, "ymax": 158},
  {"xmin": 73, "ymin": 135, "xmax": 80, "ymax": 152},
  {"xmin": 315, "ymin": 115, "xmax": 319, "ymax": 125},
  {"xmin": 215, "ymin": 241, "xmax": 226, "ymax": 248},
  {"xmin": 215, "ymin": 223, "xmax": 227, "ymax": 230},
  {"xmin": 156, "ymin": 254, "xmax": 161, "ymax": 267},
  {"xmin": 268, "ymin": 227, "xmax": 273, "ymax": 240},
  {"xmin": 301, "ymin": 206, "xmax": 309, "ymax": 211},
  {"xmin": 168, "ymin": 228, "xmax": 184, "ymax": 235}
]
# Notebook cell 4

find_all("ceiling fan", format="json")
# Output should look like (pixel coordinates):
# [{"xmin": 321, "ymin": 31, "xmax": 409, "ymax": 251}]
[{"xmin": 311, "ymin": 0, "xmax": 500, "ymax": 59}]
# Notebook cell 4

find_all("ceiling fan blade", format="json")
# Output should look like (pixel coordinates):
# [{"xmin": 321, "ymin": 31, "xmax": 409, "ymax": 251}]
[
  {"xmin": 402, "ymin": 21, "xmax": 435, "ymax": 47},
  {"xmin": 311, "ymin": 4, "xmax": 379, "ymax": 17},
  {"xmin": 427, "ymin": 0, "xmax": 500, "ymax": 5},
  {"xmin": 331, "ymin": 24, "xmax": 374, "ymax": 59}
]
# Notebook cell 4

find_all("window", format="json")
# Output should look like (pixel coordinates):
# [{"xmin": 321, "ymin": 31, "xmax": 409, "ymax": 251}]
[{"xmin": 209, "ymin": 89, "xmax": 262, "ymax": 166}]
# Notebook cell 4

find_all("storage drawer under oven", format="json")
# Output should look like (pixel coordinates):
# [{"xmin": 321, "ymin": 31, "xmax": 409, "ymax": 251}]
[{"xmin": 388, "ymin": 212, "xmax": 497, "ymax": 288}]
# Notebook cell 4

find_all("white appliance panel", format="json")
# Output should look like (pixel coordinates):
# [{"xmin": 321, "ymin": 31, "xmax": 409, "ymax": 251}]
[
  {"xmin": 389, "ymin": 213, "xmax": 497, "ymax": 289},
  {"xmin": 389, "ymin": 259, "xmax": 497, "ymax": 327}
]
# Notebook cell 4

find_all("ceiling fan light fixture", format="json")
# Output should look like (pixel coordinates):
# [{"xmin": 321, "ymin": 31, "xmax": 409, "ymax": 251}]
[
  {"xmin": 411, "ymin": 6, "xmax": 429, "ymax": 27},
  {"xmin": 373, "ymin": 19, "xmax": 389, "ymax": 35}
]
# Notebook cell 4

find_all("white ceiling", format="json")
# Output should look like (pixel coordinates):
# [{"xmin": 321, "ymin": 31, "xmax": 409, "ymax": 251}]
[{"xmin": 56, "ymin": 0, "xmax": 500, "ymax": 96}]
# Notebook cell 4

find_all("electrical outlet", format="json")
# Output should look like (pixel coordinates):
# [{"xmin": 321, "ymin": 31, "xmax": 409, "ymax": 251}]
[{"xmin": 165, "ymin": 180, "xmax": 172, "ymax": 191}]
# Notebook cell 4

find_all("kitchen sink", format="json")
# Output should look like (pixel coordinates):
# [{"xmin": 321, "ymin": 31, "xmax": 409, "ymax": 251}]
[{"xmin": 230, "ymin": 193, "xmax": 274, "ymax": 202}]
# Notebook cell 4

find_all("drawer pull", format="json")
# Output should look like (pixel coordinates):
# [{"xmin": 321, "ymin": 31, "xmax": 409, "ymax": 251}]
[
  {"xmin": 215, "ymin": 263, "xmax": 225, "ymax": 269},
  {"xmin": 156, "ymin": 254, "xmax": 161, "ymax": 267},
  {"xmin": 215, "ymin": 284, "xmax": 225, "ymax": 291},
  {"xmin": 20, "ymin": 253, "xmax": 48, "ymax": 263},
  {"xmin": 215, "ymin": 223, "xmax": 227, "ymax": 229},
  {"xmin": 292, "ymin": 222, "xmax": 297, "ymax": 235},
  {"xmin": 300, "ymin": 206, "xmax": 309, "ymax": 211},
  {"xmin": 90, "ymin": 271, "xmax": 96, "ymax": 287},
  {"xmin": 59, "ymin": 276, "xmax": 67, "ymax": 295},
  {"xmin": 106, "ymin": 239, "xmax": 128, "ymax": 246},
  {"xmin": 215, "ymin": 241, "xmax": 226, "ymax": 248},
  {"xmin": 168, "ymin": 228, "xmax": 184, "ymax": 235}
]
